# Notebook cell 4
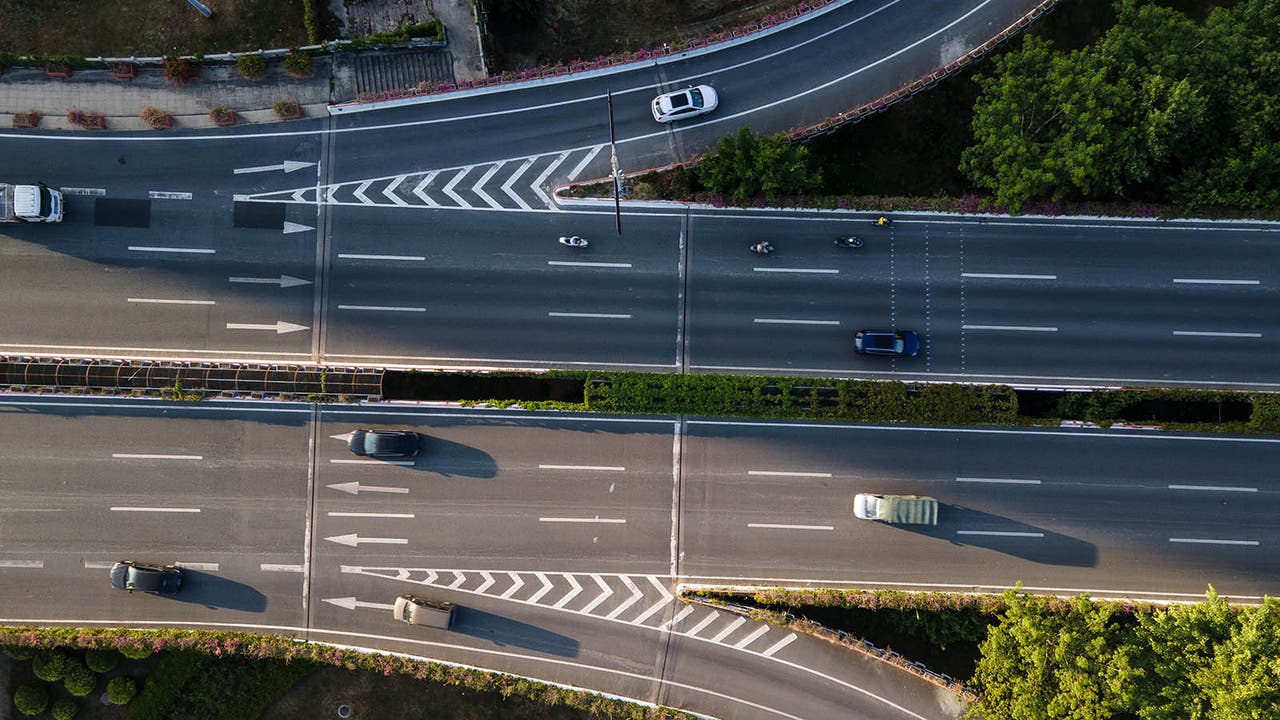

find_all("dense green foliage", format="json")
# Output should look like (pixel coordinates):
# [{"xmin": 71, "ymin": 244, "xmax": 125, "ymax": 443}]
[
  {"xmin": 85, "ymin": 648, "xmax": 120, "ymax": 673},
  {"xmin": 51, "ymin": 698, "xmax": 79, "ymax": 720},
  {"xmin": 351, "ymin": 19, "xmax": 445, "ymax": 46},
  {"xmin": 699, "ymin": 127, "xmax": 822, "ymax": 200},
  {"xmin": 134, "ymin": 655, "xmax": 317, "ymax": 720},
  {"xmin": 13, "ymin": 683, "xmax": 50, "ymax": 716},
  {"xmin": 3, "ymin": 645, "xmax": 36, "ymax": 660},
  {"xmin": 129, "ymin": 651, "xmax": 211, "ymax": 719},
  {"xmin": 62, "ymin": 660, "xmax": 97, "ymax": 697},
  {"xmin": 107, "ymin": 676, "xmax": 137, "ymax": 705},
  {"xmin": 962, "ymin": 0, "xmax": 1280, "ymax": 212},
  {"xmin": 32, "ymin": 650, "xmax": 69, "ymax": 681}
]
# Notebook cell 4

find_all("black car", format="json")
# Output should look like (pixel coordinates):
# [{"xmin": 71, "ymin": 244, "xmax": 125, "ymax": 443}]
[
  {"xmin": 853, "ymin": 329, "xmax": 920, "ymax": 357},
  {"xmin": 110, "ymin": 561, "xmax": 183, "ymax": 594},
  {"xmin": 348, "ymin": 429, "xmax": 421, "ymax": 458}
]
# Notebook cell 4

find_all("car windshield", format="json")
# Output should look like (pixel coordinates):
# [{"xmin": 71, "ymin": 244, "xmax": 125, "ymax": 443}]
[{"xmin": 687, "ymin": 89, "xmax": 705, "ymax": 108}]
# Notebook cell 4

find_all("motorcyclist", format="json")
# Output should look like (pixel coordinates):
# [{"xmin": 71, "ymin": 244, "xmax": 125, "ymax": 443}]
[{"xmin": 875, "ymin": 216, "xmax": 890, "ymax": 227}]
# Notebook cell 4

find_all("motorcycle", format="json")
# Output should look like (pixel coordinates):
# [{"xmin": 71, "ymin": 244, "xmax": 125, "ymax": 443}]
[
  {"xmin": 873, "ymin": 216, "xmax": 892, "ymax": 228},
  {"xmin": 558, "ymin": 235, "xmax": 589, "ymax": 248},
  {"xmin": 835, "ymin": 236, "xmax": 864, "ymax": 249},
  {"xmin": 750, "ymin": 242, "xmax": 776, "ymax": 255}
]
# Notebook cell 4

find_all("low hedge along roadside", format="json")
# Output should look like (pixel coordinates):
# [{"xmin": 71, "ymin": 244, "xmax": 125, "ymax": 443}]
[{"xmin": 0, "ymin": 627, "xmax": 698, "ymax": 720}]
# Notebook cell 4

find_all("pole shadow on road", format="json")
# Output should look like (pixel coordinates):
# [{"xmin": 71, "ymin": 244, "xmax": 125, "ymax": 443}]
[{"xmin": 450, "ymin": 608, "xmax": 579, "ymax": 658}]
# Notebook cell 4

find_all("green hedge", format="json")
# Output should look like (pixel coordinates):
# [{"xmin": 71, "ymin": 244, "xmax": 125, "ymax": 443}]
[
  {"xmin": 106, "ymin": 676, "xmax": 136, "ymax": 705},
  {"xmin": 1251, "ymin": 393, "xmax": 1280, "ymax": 433},
  {"xmin": 129, "ymin": 651, "xmax": 210, "ymax": 719},
  {"xmin": 85, "ymin": 648, "xmax": 119, "ymax": 673},
  {"xmin": 350, "ymin": 19, "xmax": 444, "ymax": 47}
]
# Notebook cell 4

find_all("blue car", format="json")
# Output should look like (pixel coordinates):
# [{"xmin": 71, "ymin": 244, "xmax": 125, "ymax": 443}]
[{"xmin": 853, "ymin": 329, "xmax": 920, "ymax": 357}]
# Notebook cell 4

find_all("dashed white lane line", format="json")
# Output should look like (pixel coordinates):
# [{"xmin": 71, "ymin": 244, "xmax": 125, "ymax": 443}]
[
  {"xmin": 127, "ymin": 246, "xmax": 215, "ymax": 254},
  {"xmin": 962, "ymin": 272, "xmax": 1057, "ymax": 280},
  {"xmin": 957, "ymin": 477, "xmax": 1041, "ymax": 485},
  {"xmin": 148, "ymin": 191, "xmax": 193, "ymax": 200},
  {"xmin": 60, "ymin": 187, "xmax": 105, "ymax": 196},
  {"xmin": 747, "ymin": 523, "xmax": 834, "ymax": 531},
  {"xmin": 82, "ymin": 561, "xmax": 116, "ymax": 569},
  {"xmin": 548, "ymin": 312, "xmax": 632, "ymax": 319},
  {"xmin": 1170, "ymin": 537, "xmax": 1259, "ymax": 546},
  {"xmin": 1168, "ymin": 484, "xmax": 1257, "ymax": 492},
  {"xmin": 1173, "ymin": 278, "xmax": 1260, "ymax": 285},
  {"xmin": 539, "ymin": 517, "xmax": 627, "ymax": 524},
  {"xmin": 761, "ymin": 633, "xmax": 799, "ymax": 657},
  {"xmin": 747, "ymin": 470, "xmax": 831, "ymax": 478},
  {"xmin": 176, "ymin": 562, "xmax": 219, "ymax": 571},
  {"xmin": 337, "ymin": 305, "xmax": 427, "ymax": 313},
  {"xmin": 0, "ymin": 560, "xmax": 43, "ymax": 568},
  {"xmin": 547, "ymin": 261, "xmax": 633, "ymax": 268},
  {"xmin": 338, "ymin": 254, "xmax": 426, "ymax": 261},
  {"xmin": 112, "ymin": 453, "xmax": 202, "ymax": 460},
  {"xmin": 330, "ymin": 459, "xmax": 416, "ymax": 467},
  {"xmin": 261, "ymin": 564, "xmax": 305, "ymax": 572},
  {"xmin": 539, "ymin": 464, "xmax": 626, "ymax": 471},
  {"xmin": 753, "ymin": 318, "xmax": 841, "ymax": 325},
  {"xmin": 962, "ymin": 325, "xmax": 1058, "ymax": 332},
  {"xmin": 1173, "ymin": 330, "xmax": 1262, "ymax": 338},
  {"xmin": 956, "ymin": 530, "xmax": 1044, "ymax": 538},
  {"xmin": 127, "ymin": 298, "xmax": 216, "ymax": 305},
  {"xmin": 753, "ymin": 267, "xmax": 839, "ymax": 274},
  {"xmin": 110, "ymin": 506, "xmax": 201, "ymax": 513},
  {"xmin": 710, "ymin": 616, "xmax": 747, "ymax": 643},
  {"xmin": 326, "ymin": 512, "xmax": 415, "ymax": 519},
  {"xmin": 734, "ymin": 624, "xmax": 771, "ymax": 649},
  {"xmin": 685, "ymin": 610, "xmax": 720, "ymax": 637}
]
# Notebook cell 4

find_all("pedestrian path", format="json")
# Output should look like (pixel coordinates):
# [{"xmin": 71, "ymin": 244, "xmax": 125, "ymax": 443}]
[{"xmin": 343, "ymin": 566, "xmax": 801, "ymax": 658}]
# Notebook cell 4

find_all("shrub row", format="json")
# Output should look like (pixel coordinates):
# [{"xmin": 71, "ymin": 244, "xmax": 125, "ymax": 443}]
[
  {"xmin": 0, "ymin": 627, "xmax": 698, "ymax": 720},
  {"xmin": 350, "ymin": 19, "xmax": 445, "ymax": 48}
]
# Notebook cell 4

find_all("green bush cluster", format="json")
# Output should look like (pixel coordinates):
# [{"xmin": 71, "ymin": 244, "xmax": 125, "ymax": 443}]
[
  {"xmin": 236, "ymin": 53, "xmax": 267, "ymax": 80},
  {"xmin": 106, "ymin": 676, "xmax": 136, "ymax": 705},
  {"xmin": 33, "ymin": 650, "xmax": 69, "ymax": 681},
  {"xmin": 85, "ymin": 648, "xmax": 119, "ymax": 673},
  {"xmin": 129, "ymin": 651, "xmax": 210, "ymax": 719},
  {"xmin": 281, "ymin": 50, "xmax": 313, "ymax": 77},
  {"xmin": 51, "ymin": 698, "xmax": 78, "ymax": 720},
  {"xmin": 582, "ymin": 372, "xmax": 1018, "ymax": 426},
  {"xmin": 62, "ymin": 660, "xmax": 96, "ymax": 696},
  {"xmin": 13, "ymin": 683, "xmax": 49, "ymax": 716},
  {"xmin": 119, "ymin": 644, "xmax": 154, "ymax": 660}
]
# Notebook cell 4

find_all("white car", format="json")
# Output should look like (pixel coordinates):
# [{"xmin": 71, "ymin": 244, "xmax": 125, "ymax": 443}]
[{"xmin": 651, "ymin": 85, "xmax": 719, "ymax": 123}]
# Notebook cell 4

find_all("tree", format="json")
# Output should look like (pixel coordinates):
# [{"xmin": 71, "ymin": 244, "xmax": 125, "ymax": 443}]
[
  {"xmin": 62, "ymin": 661, "xmax": 97, "ymax": 697},
  {"xmin": 32, "ymin": 650, "xmax": 69, "ymax": 681},
  {"xmin": 13, "ymin": 683, "xmax": 49, "ymax": 717},
  {"xmin": 85, "ymin": 649, "xmax": 120, "ymax": 673},
  {"xmin": 969, "ymin": 590, "xmax": 1140, "ymax": 720},
  {"xmin": 1135, "ymin": 587, "xmax": 1237, "ymax": 720},
  {"xmin": 698, "ymin": 127, "xmax": 821, "ymax": 201},
  {"xmin": 106, "ymin": 676, "xmax": 137, "ymax": 705},
  {"xmin": 1203, "ymin": 597, "xmax": 1280, "ymax": 719},
  {"xmin": 51, "ymin": 698, "xmax": 79, "ymax": 720}
]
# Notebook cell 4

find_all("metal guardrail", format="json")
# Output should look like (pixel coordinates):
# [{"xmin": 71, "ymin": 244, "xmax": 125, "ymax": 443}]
[{"xmin": 0, "ymin": 356, "xmax": 382, "ymax": 400}]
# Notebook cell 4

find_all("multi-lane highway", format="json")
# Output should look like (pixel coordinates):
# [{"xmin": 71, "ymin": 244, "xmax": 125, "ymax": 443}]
[{"xmin": 2, "ymin": 397, "xmax": 1277, "ymax": 718}]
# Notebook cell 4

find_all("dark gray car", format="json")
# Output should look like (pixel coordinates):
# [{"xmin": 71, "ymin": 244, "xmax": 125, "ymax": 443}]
[
  {"xmin": 110, "ymin": 561, "xmax": 183, "ymax": 594},
  {"xmin": 348, "ymin": 429, "xmax": 421, "ymax": 458}
]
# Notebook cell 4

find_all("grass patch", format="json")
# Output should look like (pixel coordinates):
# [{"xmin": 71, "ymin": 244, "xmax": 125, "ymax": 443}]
[{"xmin": 0, "ymin": 0, "xmax": 309, "ymax": 56}]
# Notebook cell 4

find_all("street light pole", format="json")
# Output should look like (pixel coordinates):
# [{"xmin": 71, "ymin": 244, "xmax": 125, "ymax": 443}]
[{"xmin": 607, "ymin": 89, "xmax": 622, "ymax": 236}]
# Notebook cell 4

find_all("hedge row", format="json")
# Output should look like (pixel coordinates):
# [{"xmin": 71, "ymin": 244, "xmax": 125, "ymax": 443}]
[{"xmin": 0, "ymin": 627, "xmax": 697, "ymax": 720}]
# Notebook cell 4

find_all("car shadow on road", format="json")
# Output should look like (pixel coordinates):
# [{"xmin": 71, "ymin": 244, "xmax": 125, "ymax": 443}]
[
  {"xmin": 408, "ymin": 436, "xmax": 498, "ymax": 478},
  {"xmin": 174, "ymin": 570, "xmax": 268, "ymax": 613},
  {"xmin": 918, "ymin": 505, "xmax": 1098, "ymax": 567},
  {"xmin": 451, "ymin": 608, "xmax": 579, "ymax": 657}
]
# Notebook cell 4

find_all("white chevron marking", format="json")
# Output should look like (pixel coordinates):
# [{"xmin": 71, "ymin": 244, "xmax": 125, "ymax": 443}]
[
  {"xmin": 471, "ymin": 162, "xmax": 504, "ymax": 209},
  {"xmin": 606, "ymin": 575, "xmax": 644, "ymax": 620},
  {"xmin": 448, "ymin": 570, "xmax": 467, "ymax": 589},
  {"xmin": 711, "ymin": 616, "xmax": 747, "ymax": 643},
  {"xmin": 501, "ymin": 158, "xmax": 535, "ymax": 211},
  {"xmin": 291, "ymin": 188, "xmax": 310, "ymax": 203},
  {"xmin": 527, "ymin": 572, "xmax": 554, "ymax": 604},
  {"xmin": 685, "ymin": 610, "xmax": 720, "ymax": 637},
  {"xmin": 500, "ymin": 572, "xmax": 525, "ymax": 599},
  {"xmin": 552, "ymin": 574, "xmax": 583, "ymax": 609},
  {"xmin": 352, "ymin": 180, "xmax": 373, "ymax": 205},
  {"xmin": 382, "ymin": 175, "xmax": 409, "ymax": 206},
  {"xmin": 579, "ymin": 574, "xmax": 613, "ymax": 614},
  {"xmin": 761, "ymin": 633, "xmax": 798, "ymax": 657},
  {"xmin": 632, "ymin": 576, "xmax": 675, "ymax": 624},
  {"xmin": 476, "ymin": 571, "xmax": 495, "ymax": 594},
  {"xmin": 324, "ymin": 186, "xmax": 338, "ymax": 203},
  {"xmin": 530, "ymin": 152, "xmax": 568, "ymax": 208},
  {"xmin": 441, "ymin": 168, "xmax": 469, "ymax": 207},
  {"xmin": 423, "ymin": 570, "xmax": 438, "ymax": 585},
  {"xmin": 734, "ymin": 624, "xmax": 771, "ymax": 649},
  {"xmin": 413, "ymin": 172, "xmax": 439, "ymax": 207},
  {"xmin": 659, "ymin": 604, "xmax": 695, "ymax": 630},
  {"xmin": 568, "ymin": 144, "xmax": 604, "ymax": 181}
]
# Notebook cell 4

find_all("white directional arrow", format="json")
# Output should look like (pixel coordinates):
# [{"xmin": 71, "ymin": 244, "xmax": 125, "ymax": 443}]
[
  {"xmin": 233, "ymin": 160, "xmax": 317, "ymax": 175},
  {"xmin": 225, "ymin": 321, "xmax": 310, "ymax": 334},
  {"xmin": 228, "ymin": 275, "xmax": 312, "ymax": 288},
  {"xmin": 322, "ymin": 596, "xmax": 396, "ymax": 611},
  {"xmin": 326, "ymin": 481, "xmax": 409, "ymax": 495},
  {"xmin": 325, "ymin": 533, "xmax": 408, "ymax": 547},
  {"xmin": 282, "ymin": 221, "xmax": 314, "ymax": 234}
]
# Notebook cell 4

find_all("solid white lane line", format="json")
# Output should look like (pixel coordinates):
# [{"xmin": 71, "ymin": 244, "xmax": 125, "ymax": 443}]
[
  {"xmin": 128, "ymin": 246, "xmax": 215, "ymax": 254},
  {"xmin": 326, "ymin": 512, "xmax": 415, "ymax": 518},
  {"xmin": 1170, "ymin": 537, "xmax": 1259, "ymax": 546},
  {"xmin": 148, "ymin": 191, "xmax": 193, "ymax": 200},
  {"xmin": 957, "ymin": 477, "xmax": 1041, "ymax": 485},
  {"xmin": 734, "ymin": 624, "xmax": 772, "ymax": 649},
  {"xmin": 112, "ymin": 453, "xmax": 202, "ymax": 460},
  {"xmin": 539, "ymin": 517, "xmax": 626, "ymax": 524},
  {"xmin": 962, "ymin": 273, "xmax": 1057, "ymax": 280},
  {"xmin": 710, "ymin": 616, "xmax": 748, "ymax": 643},
  {"xmin": 176, "ymin": 562, "xmax": 219, "ymax": 571},
  {"xmin": 747, "ymin": 523, "xmax": 834, "ymax": 531},
  {"xmin": 547, "ymin": 261, "xmax": 633, "ymax": 268},
  {"xmin": 337, "ymin": 305, "xmax": 426, "ymax": 312},
  {"xmin": 337, "ymin": 253, "xmax": 426, "ymax": 261},
  {"xmin": 260, "ymin": 564, "xmax": 305, "ymax": 572},
  {"xmin": 128, "ymin": 298, "xmax": 216, "ymax": 305},
  {"xmin": 539, "ymin": 464, "xmax": 626, "ymax": 471},
  {"xmin": 329, "ymin": 459, "xmax": 415, "ymax": 466},
  {"xmin": 1173, "ymin": 330, "xmax": 1262, "ymax": 338},
  {"xmin": 110, "ymin": 506, "xmax": 201, "ymax": 513},
  {"xmin": 0, "ymin": 560, "xmax": 43, "ymax": 568},
  {"xmin": 747, "ymin": 470, "xmax": 831, "ymax": 478},
  {"xmin": 1168, "ymin": 484, "xmax": 1257, "ymax": 492},
  {"xmin": 1173, "ymin": 278, "xmax": 1260, "ymax": 285},
  {"xmin": 753, "ymin": 267, "xmax": 839, "ymax": 274},
  {"xmin": 548, "ymin": 312, "xmax": 632, "ymax": 319},
  {"xmin": 962, "ymin": 325, "xmax": 1058, "ymax": 332},
  {"xmin": 761, "ymin": 633, "xmax": 799, "ymax": 657},
  {"xmin": 956, "ymin": 530, "xmax": 1044, "ymax": 538},
  {"xmin": 753, "ymin": 318, "xmax": 840, "ymax": 326},
  {"xmin": 660, "ymin": 604, "xmax": 696, "ymax": 630},
  {"xmin": 685, "ymin": 610, "xmax": 721, "ymax": 638}
]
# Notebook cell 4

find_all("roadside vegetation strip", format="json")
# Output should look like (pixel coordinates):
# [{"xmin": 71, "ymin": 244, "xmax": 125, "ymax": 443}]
[{"xmin": 0, "ymin": 627, "xmax": 699, "ymax": 720}]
